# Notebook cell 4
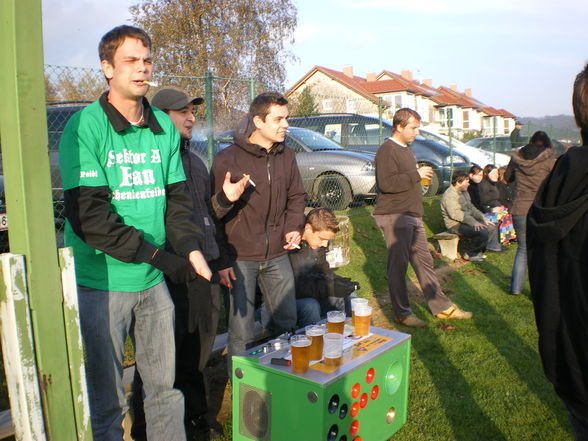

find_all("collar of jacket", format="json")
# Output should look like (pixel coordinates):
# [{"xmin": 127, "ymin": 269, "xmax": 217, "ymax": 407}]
[
  {"xmin": 233, "ymin": 130, "xmax": 285, "ymax": 158},
  {"xmin": 180, "ymin": 137, "xmax": 190, "ymax": 151},
  {"xmin": 98, "ymin": 92, "xmax": 163, "ymax": 134}
]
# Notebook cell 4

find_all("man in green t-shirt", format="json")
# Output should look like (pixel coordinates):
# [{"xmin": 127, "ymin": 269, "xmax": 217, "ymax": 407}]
[{"xmin": 59, "ymin": 25, "xmax": 210, "ymax": 441}]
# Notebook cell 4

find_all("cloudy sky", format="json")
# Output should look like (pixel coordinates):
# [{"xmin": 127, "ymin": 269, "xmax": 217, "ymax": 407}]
[{"xmin": 42, "ymin": 0, "xmax": 588, "ymax": 117}]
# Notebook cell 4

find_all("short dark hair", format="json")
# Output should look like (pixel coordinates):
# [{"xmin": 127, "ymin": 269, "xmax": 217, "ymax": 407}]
[
  {"xmin": 573, "ymin": 63, "xmax": 588, "ymax": 129},
  {"xmin": 483, "ymin": 164, "xmax": 497, "ymax": 178},
  {"xmin": 392, "ymin": 108, "xmax": 421, "ymax": 132},
  {"xmin": 452, "ymin": 170, "xmax": 469, "ymax": 186},
  {"xmin": 469, "ymin": 165, "xmax": 482, "ymax": 175},
  {"xmin": 99, "ymin": 25, "xmax": 151, "ymax": 65},
  {"xmin": 529, "ymin": 131, "xmax": 552, "ymax": 148},
  {"xmin": 250, "ymin": 92, "xmax": 288, "ymax": 122},
  {"xmin": 305, "ymin": 208, "xmax": 339, "ymax": 234}
]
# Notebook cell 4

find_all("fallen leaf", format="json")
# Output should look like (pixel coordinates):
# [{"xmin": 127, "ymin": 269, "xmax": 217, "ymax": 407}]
[{"xmin": 439, "ymin": 323, "xmax": 456, "ymax": 331}]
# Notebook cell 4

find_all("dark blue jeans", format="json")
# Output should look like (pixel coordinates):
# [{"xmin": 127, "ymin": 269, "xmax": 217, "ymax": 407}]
[
  {"xmin": 510, "ymin": 215, "xmax": 527, "ymax": 294},
  {"xmin": 227, "ymin": 254, "xmax": 297, "ymax": 356}
]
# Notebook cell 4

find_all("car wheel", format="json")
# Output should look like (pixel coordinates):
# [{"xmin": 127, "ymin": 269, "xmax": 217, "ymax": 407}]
[
  {"xmin": 314, "ymin": 174, "xmax": 353, "ymax": 210},
  {"xmin": 417, "ymin": 162, "xmax": 440, "ymax": 197}
]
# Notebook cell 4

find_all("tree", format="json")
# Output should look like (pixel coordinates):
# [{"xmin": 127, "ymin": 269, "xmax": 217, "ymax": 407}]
[
  {"xmin": 289, "ymin": 86, "xmax": 318, "ymax": 116},
  {"xmin": 130, "ymin": 0, "xmax": 298, "ymax": 130}
]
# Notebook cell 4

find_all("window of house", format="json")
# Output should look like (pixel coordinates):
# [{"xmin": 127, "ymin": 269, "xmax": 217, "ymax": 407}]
[
  {"xmin": 463, "ymin": 110, "xmax": 469, "ymax": 129},
  {"xmin": 346, "ymin": 98, "xmax": 357, "ymax": 113},
  {"xmin": 322, "ymin": 99, "xmax": 332, "ymax": 112},
  {"xmin": 395, "ymin": 95, "xmax": 402, "ymax": 111},
  {"xmin": 439, "ymin": 108, "xmax": 446, "ymax": 127}
]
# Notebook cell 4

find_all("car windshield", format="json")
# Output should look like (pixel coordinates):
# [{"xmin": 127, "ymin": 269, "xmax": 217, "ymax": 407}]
[{"xmin": 289, "ymin": 128, "xmax": 343, "ymax": 151}]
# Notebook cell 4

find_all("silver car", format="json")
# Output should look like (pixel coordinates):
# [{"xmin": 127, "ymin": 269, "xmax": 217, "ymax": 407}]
[{"xmin": 214, "ymin": 127, "xmax": 376, "ymax": 210}]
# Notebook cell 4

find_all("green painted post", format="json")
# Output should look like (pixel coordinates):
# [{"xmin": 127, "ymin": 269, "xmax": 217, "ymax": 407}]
[
  {"xmin": 249, "ymin": 77, "xmax": 257, "ymax": 103},
  {"xmin": 448, "ymin": 109, "xmax": 454, "ymax": 182},
  {"xmin": 204, "ymin": 71, "xmax": 215, "ymax": 168},
  {"xmin": 0, "ymin": 0, "xmax": 87, "ymax": 439},
  {"xmin": 378, "ymin": 97, "xmax": 383, "ymax": 145}
]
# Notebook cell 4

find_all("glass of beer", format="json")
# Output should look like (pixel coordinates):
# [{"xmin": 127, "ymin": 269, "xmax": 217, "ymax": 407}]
[
  {"xmin": 351, "ymin": 298, "xmax": 369, "ymax": 327},
  {"xmin": 327, "ymin": 310, "xmax": 346, "ymax": 334},
  {"xmin": 290, "ymin": 335, "xmax": 312, "ymax": 373},
  {"xmin": 305, "ymin": 325, "xmax": 326, "ymax": 361},
  {"xmin": 354, "ymin": 305, "xmax": 372, "ymax": 337},
  {"xmin": 323, "ymin": 333, "xmax": 343, "ymax": 367}
]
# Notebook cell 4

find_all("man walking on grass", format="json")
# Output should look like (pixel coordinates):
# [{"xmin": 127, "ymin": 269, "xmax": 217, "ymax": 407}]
[{"xmin": 373, "ymin": 108, "xmax": 472, "ymax": 328}]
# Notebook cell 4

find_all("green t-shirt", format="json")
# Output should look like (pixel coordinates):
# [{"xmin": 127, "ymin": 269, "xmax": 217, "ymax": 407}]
[{"xmin": 59, "ymin": 100, "xmax": 185, "ymax": 292}]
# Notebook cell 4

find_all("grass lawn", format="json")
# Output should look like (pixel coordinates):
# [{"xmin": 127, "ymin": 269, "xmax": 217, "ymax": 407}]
[{"xmin": 0, "ymin": 198, "xmax": 574, "ymax": 441}]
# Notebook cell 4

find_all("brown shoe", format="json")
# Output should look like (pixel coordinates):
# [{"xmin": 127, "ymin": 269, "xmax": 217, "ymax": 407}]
[
  {"xmin": 436, "ymin": 305, "xmax": 473, "ymax": 320},
  {"xmin": 395, "ymin": 314, "xmax": 426, "ymax": 328}
]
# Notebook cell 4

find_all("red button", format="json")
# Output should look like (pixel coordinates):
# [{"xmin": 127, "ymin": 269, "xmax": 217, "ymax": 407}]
[
  {"xmin": 360, "ymin": 393, "xmax": 368, "ymax": 408},
  {"xmin": 371, "ymin": 385, "xmax": 379, "ymax": 400},
  {"xmin": 351, "ymin": 383, "xmax": 361, "ymax": 399},
  {"xmin": 366, "ymin": 367, "xmax": 375, "ymax": 384},
  {"xmin": 350, "ymin": 402, "xmax": 360, "ymax": 418},
  {"xmin": 350, "ymin": 420, "xmax": 360, "ymax": 437}
]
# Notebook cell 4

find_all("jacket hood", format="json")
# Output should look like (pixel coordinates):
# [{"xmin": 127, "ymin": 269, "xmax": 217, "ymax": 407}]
[
  {"xmin": 232, "ymin": 114, "xmax": 285, "ymax": 158},
  {"xmin": 510, "ymin": 148, "xmax": 555, "ymax": 178},
  {"xmin": 529, "ymin": 147, "xmax": 588, "ymax": 240}
]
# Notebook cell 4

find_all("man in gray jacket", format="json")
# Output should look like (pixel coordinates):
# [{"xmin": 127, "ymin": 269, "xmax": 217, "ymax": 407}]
[{"xmin": 441, "ymin": 171, "xmax": 499, "ymax": 261}]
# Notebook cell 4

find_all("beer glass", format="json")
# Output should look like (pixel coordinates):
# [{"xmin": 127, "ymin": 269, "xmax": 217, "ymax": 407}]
[
  {"xmin": 305, "ymin": 325, "xmax": 326, "ymax": 361},
  {"xmin": 323, "ymin": 332, "xmax": 343, "ymax": 367},
  {"xmin": 290, "ymin": 335, "xmax": 311, "ymax": 373},
  {"xmin": 354, "ymin": 305, "xmax": 372, "ymax": 337},
  {"xmin": 351, "ymin": 298, "xmax": 368, "ymax": 327},
  {"xmin": 327, "ymin": 310, "xmax": 346, "ymax": 334}
]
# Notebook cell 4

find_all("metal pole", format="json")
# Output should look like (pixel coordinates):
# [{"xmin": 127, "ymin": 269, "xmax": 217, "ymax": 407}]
[
  {"xmin": 0, "ymin": 0, "xmax": 87, "ymax": 438},
  {"xmin": 249, "ymin": 77, "xmax": 257, "ymax": 103},
  {"xmin": 378, "ymin": 97, "xmax": 383, "ymax": 145},
  {"xmin": 492, "ymin": 116, "xmax": 497, "ymax": 164},
  {"xmin": 448, "ymin": 109, "xmax": 454, "ymax": 182},
  {"xmin": 204, "ymin": 71, "xmax": 215, "ymax": 168}
]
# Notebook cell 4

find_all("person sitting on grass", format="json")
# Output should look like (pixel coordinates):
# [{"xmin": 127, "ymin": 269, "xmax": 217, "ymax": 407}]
[
  {"xmin": 441, "ymin": 171, "xmax": 500, "ymax": 262},
  {"xmin": 260, "ymin": 207, "xmax": 359, "ymax": 328}
]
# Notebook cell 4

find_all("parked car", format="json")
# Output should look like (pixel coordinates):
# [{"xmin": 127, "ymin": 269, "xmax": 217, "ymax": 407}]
[
  {"xmin": 418, "ymin": 129, "xmax": 511, "ymax": 167},
  {"xmin": 466, "ymin": 136, "xmax": 569, "ymax": 157},
  {"xmin": 212, "ymin": 127, "xmax": 377, "ymax": 210},
  {"xmin": 288, "ymin": 113, "xmax": 470, "ymax": 196}
]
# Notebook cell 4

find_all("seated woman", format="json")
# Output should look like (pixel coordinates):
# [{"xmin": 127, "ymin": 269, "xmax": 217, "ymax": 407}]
[
  {"xmin": 479, "ymin": 165, "xmax": 516, "ymax": 245},
  {"xmin": 467, "ymin": 165, "xmax": 484, "ymax": 212}
]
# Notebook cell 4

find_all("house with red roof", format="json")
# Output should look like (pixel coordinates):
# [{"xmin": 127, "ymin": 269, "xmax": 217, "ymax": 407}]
[{"xmin": 286, "ymin": 65, "xmax": 516, "ymax": 138}]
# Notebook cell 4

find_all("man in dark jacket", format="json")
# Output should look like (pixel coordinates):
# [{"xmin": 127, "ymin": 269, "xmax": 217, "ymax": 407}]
[
  {"xmin": 510, "ymin": 121, "xmax": 524, "ymax": 149},
  {"xmin": 528, "ymin": 64, "xmax": 588, "ymax": 440},
  {"xmin": 373, "ymin": 108, "xmax": 472, "ymax": 328},
  {"xmin": 131, "ymin": 88, "xmax": 250, "ymax": 440},
  {"xmin": 211, "ymin": 93, "xmax": 307, "ymax": 358}
]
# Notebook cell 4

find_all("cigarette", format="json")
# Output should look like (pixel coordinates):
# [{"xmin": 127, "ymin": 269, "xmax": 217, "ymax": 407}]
[
  {"xmin": 142, "ymin": 80, "xmax": 158, "ymax": 87},
  {"xmin": 244, "ymin": 174, "xmax": 256, "ymax": 187},
  {"xmin": 290, "ymin": 242, "xmax": 301, "ymax": 249}
]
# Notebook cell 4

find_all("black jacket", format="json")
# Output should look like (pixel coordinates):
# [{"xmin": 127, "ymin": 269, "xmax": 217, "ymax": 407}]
[
  {"xmin": 528, "ymin": 146, "xmax": 588, "ymax": 418},
  {"xmin": 211, "ymin": 118, "xmax": 306, "ymax": 261},
  {"xmin": 467, "ymin": 181, "xmax": 483, "ymax": 212},
  {"xmin": 477, "ymin": 178, "xmax": 502, "ymax": 213}
]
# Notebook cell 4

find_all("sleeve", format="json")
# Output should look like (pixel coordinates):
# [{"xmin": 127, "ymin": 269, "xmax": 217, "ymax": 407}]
[
  {"xmin": 164, "ymin": 181, "xmax": 203, "ymax": 257},
  {"xmin": 211, "ymin": 190, "xmax": 234, "ymax": 220},
  {"xmin": 504, "ymin": 158, "xmax": 515, "ymax": 183},
  {"xmin": 375, "ymin": 147, "xmax": 420, "ymax": 194},
  {"xmin": 283, "ymin": 150, "xmax": 307, "ymax": 234}
]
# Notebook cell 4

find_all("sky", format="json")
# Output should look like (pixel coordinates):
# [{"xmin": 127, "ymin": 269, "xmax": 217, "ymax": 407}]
[{"xmin": 42, "ymin": 0, "xmax": 588, "ymax": 117}]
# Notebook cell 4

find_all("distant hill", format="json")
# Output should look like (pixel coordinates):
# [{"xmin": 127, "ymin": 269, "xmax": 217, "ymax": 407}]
[{"xmin": 519, "ymin": 114, "xmax": 580, "ymax": 144}]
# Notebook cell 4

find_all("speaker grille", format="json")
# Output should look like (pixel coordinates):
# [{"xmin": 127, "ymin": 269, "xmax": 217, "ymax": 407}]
[{"xmin": 239, "ymin": 383, "xmax": 272, "ymax": 441}]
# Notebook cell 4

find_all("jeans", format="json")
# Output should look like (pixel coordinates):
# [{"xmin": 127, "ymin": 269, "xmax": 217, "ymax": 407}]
[
  {"xmin": 510, "ymin": 215, "xmax": 527, "ymax": 294},
  {"xmin": 450, "ymin": 223, "xmax": 489, "ymax": 255},
  {"xmin": 227, "ymin": 254, "xmax": 297, "ymax": 356},
  {"xmin": 78, "ymin": 282, "xmax": 185, "ymax": 441}
]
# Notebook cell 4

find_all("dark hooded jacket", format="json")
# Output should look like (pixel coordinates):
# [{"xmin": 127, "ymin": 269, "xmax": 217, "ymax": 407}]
[
  {"xmin": 505, "ymin": 145, "xmax": 556, "ymax": 216},
  {"xmin": 210, "ymin": 117, "xmax": 306, "ymax": 261},
  {"xmin": 527, "ymin": 146, "xmax": 588, "ymax": 418}
]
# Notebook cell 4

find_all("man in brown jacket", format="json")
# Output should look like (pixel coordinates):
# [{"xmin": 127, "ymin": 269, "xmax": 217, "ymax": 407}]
[
  {"xmin": 211, "ymin": 93, "xmax": 306, "ymax": 357},
  {"xmin": 373, "ymin": 108, "xmax": 472, "ymax": 327}
]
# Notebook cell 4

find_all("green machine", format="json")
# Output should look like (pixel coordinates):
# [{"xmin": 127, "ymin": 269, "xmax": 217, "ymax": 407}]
[{"xmin": 232, "ymin": 326, "xmax": 411, "ymax": 441}]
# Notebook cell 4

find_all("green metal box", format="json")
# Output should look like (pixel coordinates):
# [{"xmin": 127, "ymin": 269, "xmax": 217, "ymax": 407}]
[{"xmin": 232, "ymin": 327, "xmax": 411, "ymax": 441}]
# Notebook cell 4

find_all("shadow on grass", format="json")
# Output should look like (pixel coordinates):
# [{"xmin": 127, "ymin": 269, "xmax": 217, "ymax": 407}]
[{"xmin": 454, "ymin": 259, "xmax": 570, "ymax": 432}]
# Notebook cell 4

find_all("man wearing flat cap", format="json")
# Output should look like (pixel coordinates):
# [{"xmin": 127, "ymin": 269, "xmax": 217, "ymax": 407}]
[
  {"xmin": 510, "ymin": 120, "xmax": 524, "ymax": 149},
  {"xmin": 131, "ymin": 87, "xmax": 250, "ymax": 440}
]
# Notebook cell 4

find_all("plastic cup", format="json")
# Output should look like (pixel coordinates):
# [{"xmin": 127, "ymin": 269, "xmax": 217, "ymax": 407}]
[
  {"xmin": 290, "ymin": 335, "xmax": 312, "ymax": 373},
  {"xmin": 323, "ymin": 332, "xmax": 343, "ymax": 367},
  {"xmin": 327, "ymin": 310, "xmax": 346, "ymax": 334},
  {"xmin": 305, "ymin": 325, "xmax": 326, "ymax": 361},
  {"xmin": 354, "ymin": 305, "xmax": 372, "ymax": 337},
  {"xmin": 351, "ymin": 298, "xmax": 369, "ymax": 327}
]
